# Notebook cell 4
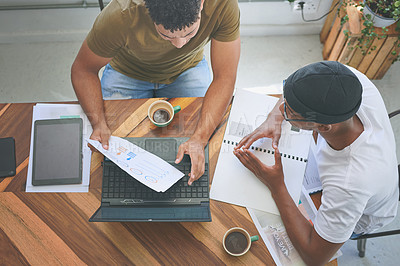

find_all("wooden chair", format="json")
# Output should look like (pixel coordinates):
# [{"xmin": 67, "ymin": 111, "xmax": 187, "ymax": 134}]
[{"xmin": 351, "ymin": 109, "xmax": 400, "ymax": 257}]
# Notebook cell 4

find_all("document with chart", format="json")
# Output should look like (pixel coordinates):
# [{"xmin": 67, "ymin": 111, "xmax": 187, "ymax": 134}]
[
  {"xmin": 87, "ymin": 136, "xmax": 184, "ymax": 192},
  {"xmin": 210, "ymin": 89, "xmax": 312, "ymax": 215}
]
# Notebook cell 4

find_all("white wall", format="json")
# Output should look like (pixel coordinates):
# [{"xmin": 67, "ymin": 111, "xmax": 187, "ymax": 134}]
[
  {"xmin": 0, "ymin": 1, "xmax": 334, "ymax": 43},
  {"xmin": 0, "ymin": 7, "xmax": 100, "ymax": 43},
  {"xmin": 239, "ymin": 1, "xmax": 333, "ymax": 35},
  {"xmin": 0, "ymin": 0, "xmax": 101, "ymax": 5}
]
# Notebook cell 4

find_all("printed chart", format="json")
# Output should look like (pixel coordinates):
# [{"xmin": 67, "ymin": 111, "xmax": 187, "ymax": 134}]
[{"xmin": 87, "ymin": 136, "xmax": 184, "ymax": 192}]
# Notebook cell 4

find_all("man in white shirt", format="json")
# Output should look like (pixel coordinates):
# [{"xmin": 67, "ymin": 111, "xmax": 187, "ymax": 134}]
[{"xmin": 234, "ymin": 61, "xmax": 398, "ymax": 265}]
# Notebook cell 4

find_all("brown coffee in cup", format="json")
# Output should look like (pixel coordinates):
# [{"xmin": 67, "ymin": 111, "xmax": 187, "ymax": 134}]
[
  {"xmin": 222, "ymin": 227, "xmax": 258, "ymax": 256},
  {"xmin": 224, "ymin": 231, "xmax": 249, "ymax": 255},
  {"xmin": 148, "ymin": 100, "xmax": 181, "ymax": 127},
  {"xmin": 153, "ymin": 108, "xmax": 171, "ymax": 123}
]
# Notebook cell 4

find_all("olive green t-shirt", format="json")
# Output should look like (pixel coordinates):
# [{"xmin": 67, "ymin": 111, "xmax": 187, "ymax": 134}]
[{"xmin": 86, "ymin": 0, "xmax": 240, "ymax": 84}]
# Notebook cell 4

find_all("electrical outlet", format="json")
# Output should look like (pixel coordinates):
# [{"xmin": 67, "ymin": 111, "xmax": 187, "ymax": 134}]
[{"xmin": 292, "ymin": 0, "xmax": 321, "ymax": 14}]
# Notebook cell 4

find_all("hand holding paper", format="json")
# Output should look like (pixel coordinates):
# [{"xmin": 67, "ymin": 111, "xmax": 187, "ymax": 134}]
[
  {"xmin": 87, "ymin": 136, "xmax": 184, "ymax": 192},
  {"xmin": 89, "ymin": 121, "xmax": 111, "ymax": 150}
]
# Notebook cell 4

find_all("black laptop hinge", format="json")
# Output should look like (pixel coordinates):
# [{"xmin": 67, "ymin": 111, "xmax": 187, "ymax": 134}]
[
  {"xmin": 200, "ymin": 202, "xmax": 209, "ymax": 207},
  {"xmin": 102, "ymin": 202, "xmax": 111, "ymax": 207}
]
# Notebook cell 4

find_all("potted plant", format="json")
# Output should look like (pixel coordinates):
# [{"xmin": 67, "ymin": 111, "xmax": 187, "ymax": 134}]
[
  {"xmin": 341, "ymin": 0, "xmax": 400, "ymax": 62},
  {"xmin": 363, "ymin": 0, "xmax": 400, "ymax": 27}
]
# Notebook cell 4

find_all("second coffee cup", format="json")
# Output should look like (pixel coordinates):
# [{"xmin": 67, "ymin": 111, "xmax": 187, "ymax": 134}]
[
  {"xmin": 222, "ymin": 227, "xmax": 259, "ymax": 256},
  {"xmin": 148, "ymin": 100, "xmax": 181, "ymax": 127}
]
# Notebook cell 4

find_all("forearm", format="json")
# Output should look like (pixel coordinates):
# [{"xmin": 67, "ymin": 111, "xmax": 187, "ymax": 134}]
[
  {"xmin": 193, "ymin": 37, "xmax": 240, "ymax": 144},
  {"xmin": 236, "ymin": 143, "xmax": 341, "ymax": 265},
  {"xmin": 271, "ymin": 187, "xmax": 318, "ymax": 265},
  {"xmin": 269, "ymin": 95, "xmax": 284, "ymax": 122},
  {"xmin": 71, "ymin": 68, "xmax": 107, "ymax": 128},
  {"xmin": 71, "ymin": 39, "xmax": 112, "ymax": 129},
  {"xmin": 192, "ymin": 78, "xmax": 234, "ymax": 143}
]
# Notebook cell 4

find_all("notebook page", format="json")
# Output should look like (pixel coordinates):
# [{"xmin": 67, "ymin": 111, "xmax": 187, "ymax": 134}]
[{"xmin": 210, "ymin": 89, "xmax": 312, "ymax": 215}]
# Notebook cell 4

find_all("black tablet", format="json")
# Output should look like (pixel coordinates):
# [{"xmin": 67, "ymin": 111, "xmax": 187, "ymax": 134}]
[
  {"xmin": 32, "ymin": 118, "xmax": 83, "ymax": 186},
  {"xmin": 0, "ymin": 137, "xmax": 16, "ymax": 178}
]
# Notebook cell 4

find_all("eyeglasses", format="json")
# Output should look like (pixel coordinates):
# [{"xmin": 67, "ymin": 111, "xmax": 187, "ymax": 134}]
[{"xmin": 283, "ymin": 100, "xmax": 316, "ymax": 123}]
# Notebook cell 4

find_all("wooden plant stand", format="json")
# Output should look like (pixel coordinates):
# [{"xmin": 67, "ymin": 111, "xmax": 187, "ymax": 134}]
[{"xmin": 320, "ymin": 0, "xmax": 400, "ymax": 79}]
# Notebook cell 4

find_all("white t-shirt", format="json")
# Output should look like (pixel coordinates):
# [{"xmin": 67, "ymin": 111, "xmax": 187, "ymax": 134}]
[{"xmin": 313, "ymin": 67, "xmax": 399, "ymax": 244}]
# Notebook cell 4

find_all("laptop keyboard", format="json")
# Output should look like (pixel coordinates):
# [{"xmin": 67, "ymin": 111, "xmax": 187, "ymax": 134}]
[{"xmin": 102, "ymin": 161, "xmax": 209, "ymax": 200}]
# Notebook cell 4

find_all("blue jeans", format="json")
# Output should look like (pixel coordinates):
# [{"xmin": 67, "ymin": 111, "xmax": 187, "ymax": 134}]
[{"xmin": 101, "ymin": 57, "xmax": 212, "ymax": 99}]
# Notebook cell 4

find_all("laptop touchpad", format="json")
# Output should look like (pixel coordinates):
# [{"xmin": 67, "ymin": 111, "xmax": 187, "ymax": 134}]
[{"xmin": 145, "ymin": 139, "xmax": 177, "ymax": 161}]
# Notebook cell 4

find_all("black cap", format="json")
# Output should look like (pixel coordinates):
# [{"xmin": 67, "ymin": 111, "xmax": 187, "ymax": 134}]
[{"xmin": 283, "ymin": 61, "xmax": 362, "ymax": 124}]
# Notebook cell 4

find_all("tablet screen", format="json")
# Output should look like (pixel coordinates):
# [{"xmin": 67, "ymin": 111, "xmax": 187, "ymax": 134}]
[
  {"xmin": 0, "ymin": 137, "xmax": 16, "ymax": 178},
  {"xmin": 32, "ymin": 118, "xmax": 82, "ymax": 186}
]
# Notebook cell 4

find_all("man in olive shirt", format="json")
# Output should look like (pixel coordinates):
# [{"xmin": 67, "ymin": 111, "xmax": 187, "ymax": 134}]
[{"xmin": 71, "ymin": 0, "xmax": 240, "ymax": 185}]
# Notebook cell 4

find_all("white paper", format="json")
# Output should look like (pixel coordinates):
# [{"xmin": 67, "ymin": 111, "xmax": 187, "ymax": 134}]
[
  {"xmin": 210, "ymin": 89, "xmax": 312, "ymax": 215},
  {"xmin": 248, "ymin": 207, "xmax": 306, "ymax": 266},
  {"xmin": 302, "ymin": 142, "xmax": 322, "ymax": 194},
  {"xmin": 87, "ymin": 136, "xmax": 184, "ymax": 192},
  {"xmin": 299, "ymin": 186, "xmax": 319, "ymax": 224},
  {"xmin": 243, "ymin": 83, "xmax": 283, "ymax": 95},
  {"xmin": 26, "ymin": 104, "xmax": 92, "ymax": 192},
  {"xmin": 247, "ymin": 187, "xmax": 342, "ymax": 266}
]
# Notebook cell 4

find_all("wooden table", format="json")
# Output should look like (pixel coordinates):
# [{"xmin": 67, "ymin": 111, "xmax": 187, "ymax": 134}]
[{"xmin": 0, "ymin": 98, "xmax": 336, "ymax": 265}]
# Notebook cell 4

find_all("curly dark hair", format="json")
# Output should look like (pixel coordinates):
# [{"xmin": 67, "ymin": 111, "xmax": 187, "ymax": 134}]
[{"xmin": 145, "ymin": 0, "xmax": 202, "ymax": 32}]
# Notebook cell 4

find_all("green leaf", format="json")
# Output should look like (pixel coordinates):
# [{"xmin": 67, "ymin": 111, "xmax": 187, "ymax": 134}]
[{"xmin": 341, "ymin": 15, "xmax": 349, "ymax": 26}]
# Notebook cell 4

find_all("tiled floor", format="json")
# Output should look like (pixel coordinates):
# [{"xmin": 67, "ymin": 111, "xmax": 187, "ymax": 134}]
[{"xmin": 0, "ymin": 35, "xmax": 399, "ymax": 265}]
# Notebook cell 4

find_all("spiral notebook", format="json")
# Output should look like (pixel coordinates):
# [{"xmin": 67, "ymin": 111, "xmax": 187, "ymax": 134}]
[{"xmin": 210, "ymin": 89, "xmax": 312, "ymax": 215}]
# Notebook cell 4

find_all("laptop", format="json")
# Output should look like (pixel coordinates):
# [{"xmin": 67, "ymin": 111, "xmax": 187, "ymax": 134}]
[{"xmin": 89, "ymin": 137, "xmax": 211, "ymax": 222}]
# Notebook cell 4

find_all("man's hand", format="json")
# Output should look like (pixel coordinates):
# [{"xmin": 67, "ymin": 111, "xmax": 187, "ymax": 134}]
[
  {"xmin": 175, "ymin": 138, "xmax": 207, "ymax": 186},
  {"xmin": 233, "ymin": 146, "xmax": 285, "ymax": 192},
  {"xmin": 89, "ymin": 122, "xmax": 111, "ymax": 151},
  {"xmin": 235, "ymin": 111, "xmax": 284, "ymax": 151}
]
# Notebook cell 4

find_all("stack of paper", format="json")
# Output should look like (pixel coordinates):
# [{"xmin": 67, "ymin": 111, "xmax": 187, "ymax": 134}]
[{"xmin": 26, "ymin": 104, "xmax": 92, "ymax": 192}]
